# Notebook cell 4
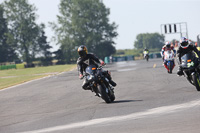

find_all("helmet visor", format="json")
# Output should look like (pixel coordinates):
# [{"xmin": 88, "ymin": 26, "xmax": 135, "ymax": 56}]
[
  {"xmin": 166, "ymin": 44, "xmax": 170, "ymax": 48},
  {"xmin": 181, "ymin": 42, "xmax": 188, "ymax": 47},
  {"xmin": 79, "ymin": 51, "xmax": 86, "ymax": 57}
]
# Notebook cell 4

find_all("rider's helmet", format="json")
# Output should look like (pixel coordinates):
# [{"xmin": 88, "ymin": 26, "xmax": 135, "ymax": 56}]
[
  {"xmin": 165, "ymin": 41, "xmax": 171, "ymax": 48},
  {"xmin": 180, "ymin": 37, "xmax": 189, "ymax": 49},
  {"xmin": 77, "ymin": 45, "xmax": 88, "ymax": 57}
]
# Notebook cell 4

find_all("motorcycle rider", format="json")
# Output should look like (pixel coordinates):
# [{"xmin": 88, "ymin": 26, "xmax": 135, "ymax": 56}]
[
  {"xmin": 161, "ymin": 41, "xmax": 176, "ymax": 62},
  {"xmin": 77, "ymin": 45, "xmax": 117, "ymax": 90},
  {"xmin": 177, "ymin": 37, "xmax": 200, "ymax": 76}
]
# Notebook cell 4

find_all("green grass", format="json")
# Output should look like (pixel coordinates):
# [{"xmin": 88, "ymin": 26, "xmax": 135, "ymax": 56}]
[{"xmin": 0, "ymin": 64, "xmax": 76, "ymax": 90}]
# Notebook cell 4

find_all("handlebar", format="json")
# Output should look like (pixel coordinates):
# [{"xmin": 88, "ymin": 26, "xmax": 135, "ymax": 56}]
[{"xmin": 80, "ymin": 64, "xmax": 106, "ymax": 80}]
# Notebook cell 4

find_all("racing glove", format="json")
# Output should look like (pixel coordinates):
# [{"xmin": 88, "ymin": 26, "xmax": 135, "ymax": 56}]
[
  {"xmin": 100, "ymin": 60, "xmax": 105, "ymax": 66},
  {"xmin": 79, "ymin": 74, "xmax": 83, "ymax": 79}
]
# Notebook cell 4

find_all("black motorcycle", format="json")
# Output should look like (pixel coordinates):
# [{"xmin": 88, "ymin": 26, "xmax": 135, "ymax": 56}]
[
  {"xmin": 180, "ymin": 51, "xmax": 200, "ymax": 91},
  {"xmin": 82, "ymin": 64, "xmax": 115, "ymax": 103}
]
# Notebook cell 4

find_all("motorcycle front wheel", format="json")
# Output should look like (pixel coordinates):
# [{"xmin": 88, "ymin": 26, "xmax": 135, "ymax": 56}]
[
  {"xmin": 108, "ymin": 86, "xmax": 115, "ymax": 102},
  {"xmin": 191, "ymin": 73, "xmax": 200, "ymax": 91},
  {"xmin": 97, "ymin": 84, "xmax": 112, "ymax": 103},
  {"xmin": 110, "ymin": 92, "xmax": 115, "ymax": 102},
  {"xmin": 146, "ymin": 56, "xmax": 149, "ymax": 62},
  {"xmin": 168, "ymin": 61, "xmax": 173, "ymax": 74}
]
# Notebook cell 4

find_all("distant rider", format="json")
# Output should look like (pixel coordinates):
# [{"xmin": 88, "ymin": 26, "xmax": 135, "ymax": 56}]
[
  {"xmin": 143, "ymin": 48, "xmax": 149, "ymax": 56},
  {"xmin": 77, "ymin": 45, "xmax": 117, "ymax": 90},
  {"xmin": 177, "ymin": 37, "xmax": 200, "ymax": 76}
]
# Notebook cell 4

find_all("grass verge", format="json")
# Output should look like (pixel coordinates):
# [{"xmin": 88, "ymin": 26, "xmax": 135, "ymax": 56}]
[{"xmin": 0, "ymin": 64, "xmax": 76, "ymax": 90}]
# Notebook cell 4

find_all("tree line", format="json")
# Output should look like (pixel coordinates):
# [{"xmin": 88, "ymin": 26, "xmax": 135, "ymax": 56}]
[
  {"xmin": 0, "ymin": 1, "xmax": 52, "ymax": 66},
  {"xmin": 0, "ymin": 0, "xmax": 118, "ymax": 66},
  {"xmin": 1, "ymin": 0, "xmax": 184, "ymax": 66},
  {"xmin": 134, "ymin": 33, "xmax": 165, "ymax": 50},
  {"xmin": 133, "ymin": 33, "xmax": 197, "ymax": 50}
]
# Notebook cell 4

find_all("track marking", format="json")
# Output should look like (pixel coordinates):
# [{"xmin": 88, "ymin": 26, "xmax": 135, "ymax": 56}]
[{"xmin": 20, "ymin": 99, "xmax": 200, "ymax": 133}]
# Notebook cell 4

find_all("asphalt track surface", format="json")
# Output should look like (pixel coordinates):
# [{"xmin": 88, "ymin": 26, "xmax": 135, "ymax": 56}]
[{"xmin": 0, "ymin": 58, "xmax": 200, "ymax": 133}]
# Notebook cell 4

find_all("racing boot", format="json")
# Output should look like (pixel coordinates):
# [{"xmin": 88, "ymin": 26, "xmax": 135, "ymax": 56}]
[
  {"xmin": 109, "ymin": 79, "xmax": 117, "ymax": 87},
  {"xmin": 177, "ymin": 66, "xmax": 184, "ymax": 76},
  {"xmin": 82, "ymin": 85, "xmax": 91, "ymax": 90},
  {"xmin": 82, "ymin": 80, "xmax": 91, "ymax": 90},
  {"xmin": 104, "ymin": 70, "xmax": 117, "ymax": 87},
  {"xmin": 107, "ymin": 74, "xmax": 117, "ymax": 87}
]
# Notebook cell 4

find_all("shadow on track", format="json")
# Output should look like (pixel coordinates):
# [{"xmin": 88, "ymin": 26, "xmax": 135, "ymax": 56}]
[{"xmin": 112, "ymin": 100, "xmax": 143, "ymax": 104}]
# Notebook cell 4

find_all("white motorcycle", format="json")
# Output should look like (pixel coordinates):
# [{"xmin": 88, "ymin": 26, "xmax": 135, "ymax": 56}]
[{"xmin": 143, "ymin": 51, "xmax": 149, "ymax": 61}]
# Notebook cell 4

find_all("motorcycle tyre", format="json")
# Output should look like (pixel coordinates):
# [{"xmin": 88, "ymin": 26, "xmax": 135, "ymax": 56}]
[
  {"xmin": 169, "ymin": 61, "xmax": 173, "ymax": 74},
  {"xmin": 109, "ymin": 88, "xmax": 115, "ymax": 102},
  {"xmin": 97, "ymin": 84, "xmax": 112, "ymax": 103},
  {"xmin": 191, "ymin": 73, "xmax": 200, "ymax": 91},
  {"xmin": 146, "ymin": 56, "xmax": 149, "ymax": 62},
  {"xmin": 110, "ymin": 94, "xmax": 115, "ymax": 102},
  {"xmin": 187, "ymin": 76, "xmax": 194, "ymax": 85}
]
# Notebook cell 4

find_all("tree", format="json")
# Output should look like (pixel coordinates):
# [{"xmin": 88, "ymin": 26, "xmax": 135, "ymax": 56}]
[
  {"xmin": 134, "ymin": 33, "xmax": 165, "ymax": 49},
  {"xmin": 51, "ymin": 0, "xmax": 118, "ymax": 63},
  {"xmin": 0, "ymin": 4, "xmax": 18, "ymax": 63},
  {"xmin": 37, "ymin": 24, "xmax": 53, "ymax": 66},
  {"xmin": 3, "ymin": 0, "xmax": 40, "ymax": 65},
  {"xmin": 53, "ymin": 49, "xmax": 66, "ymax": 65}
]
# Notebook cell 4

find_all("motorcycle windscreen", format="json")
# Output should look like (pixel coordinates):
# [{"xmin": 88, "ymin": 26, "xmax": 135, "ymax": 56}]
[
  {"xmin": 85, "ymin": 65, "xmax": 97, "ymax": 75},
  {"xmin": 181, "ymin": 52, "xmax": 196, "ymax": 69},
  {"xmin": 164, "ymin": 51, "xmax": 174, "ymax": 61}
]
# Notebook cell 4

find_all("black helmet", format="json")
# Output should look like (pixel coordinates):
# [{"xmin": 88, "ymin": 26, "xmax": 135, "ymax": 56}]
[
  {"xmin": 180, "ymin": 37, "xmax": 189, "ymax": 49},
  {"xmin": 165, "ymin": 41, "xmax": 171, "ymax": 48},
  {"xmin": 78, "ymin": 45, "xmax": 88, "ymax": 57}
]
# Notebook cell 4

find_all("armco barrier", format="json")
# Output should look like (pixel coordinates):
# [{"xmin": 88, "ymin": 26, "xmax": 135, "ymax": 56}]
[
  {"xmin": 104, "ymin": 53, "xmax": 161, "ymax": 63},
  {"xmin": 149, "ymin": 53, "xmax": 162, "ymax": 58},
  {"xmin": 0, "ymin": 64, "xmax": 16, "ymax": 70},
  {"xmin": 104, "ymin": 55, "xmax": 134, "ymax": 63},
  {"xmin": 104, "ymin": 56, "xmax": 109, "ymax": 64}
]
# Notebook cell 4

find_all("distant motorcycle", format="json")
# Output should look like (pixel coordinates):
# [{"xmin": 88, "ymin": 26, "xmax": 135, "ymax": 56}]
[
  {"xmin": 180, "ymin": 51, "xmax": 200, "ymax": 91},
  {"xmin": 143, "ymin": 51, "xmax": 149, "ymax": 61},
  {"xmin": 163, "ymin": 50, "xmax": 175, "ymax": 73},
  {"xmin": 82, "ymin": 64, "xmax": 115, "ymax": 103}
]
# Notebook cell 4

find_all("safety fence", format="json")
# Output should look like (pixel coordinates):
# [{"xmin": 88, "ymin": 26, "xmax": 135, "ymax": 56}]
[
  {"xmin": 0, "ymin": 64, "xmax": 25, "ymax": 70},
  {"xmin": 0, "ymin": 64, "xmax": 16, "ymax": 70}
]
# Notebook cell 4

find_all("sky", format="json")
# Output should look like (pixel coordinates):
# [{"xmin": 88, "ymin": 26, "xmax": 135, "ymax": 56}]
[{"xmin": 1, "ymin": 0, "xmax": 200, "ymax": 50}]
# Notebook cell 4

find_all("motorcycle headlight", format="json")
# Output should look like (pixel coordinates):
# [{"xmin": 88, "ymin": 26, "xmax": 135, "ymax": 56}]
[{"xmin": 88, "ymin": 75, "xmax": 94, "ymax": 80}]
